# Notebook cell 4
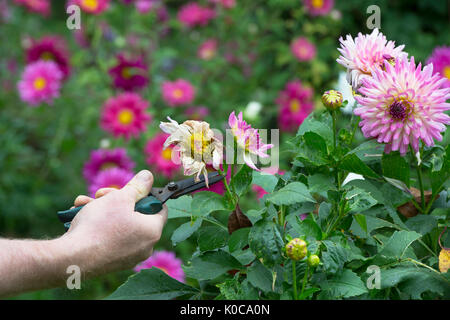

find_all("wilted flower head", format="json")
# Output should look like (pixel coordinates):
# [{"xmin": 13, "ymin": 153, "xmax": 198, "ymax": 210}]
[
  {"xmin": 14, "ymin": 0, "xmax": 50, "ymax": 16},
  {"xmin": 109, "ymin": 54, "xmax": 149, "ymax": 91},
  {"xmin": 83, "ymin": 148, "xmax": 135, "ymax": 183},
  {"xmin": 426, "ymin": 46, "xmax": 450, "ymax": 89},
  {"xmin": 355, "ymin": 56, "xmax": 450, "ymax": 155},
  {"xmin": 160, "ymin": 117, "xmax": 222, "ymax": 186},
  {"xmin": 337, "ymin": 28, "xmax": 407, "ymax": 90},
  {"xmin": 177, "ymin": 2, "xmax": 215, "ymax": 27},
  {"xmin": 198, "ymin": 39, "xmax": 218, "ymax": 60},
  {"xmin": 303, "ymin": 0, "xmax": 334, "ymax": 16},
  {"xmin": 228, "ymin": 111, "xmax": 274, "ymax": 170},
  {"xmin": 17, "ymin": 60, "xmax": 63, "ymax": 106},
  {"xmin": 88, "ymin": 168, "xmax": 134, "ymax": 197},
  {"xmin": 291, "ymin": 37, "xmax": 316, "ymax": 62},
  {"xmin": 144, "ymin": 133, "xmax": 181, "ymax": 179},
  {"xmin": 100, "ymin": 92, "xmax": 152, "ymax": 139},
  {"xmin": 322, "ymin": 90, "xmax": 343, "ymax": 110},
  {"xmin": 161, "ymin": 79, "xmax": 195, "ymax": 107},
  {"xmin": 276, "ymin": 80, "xmax": 314, "ymax": 132},
  {"xmin": 134, "ymin": 251, "xmax": 185, "ymax": 283},
  {"xmin": 73, "ymin": 0, "xmax": 110, "ymax": 14}
]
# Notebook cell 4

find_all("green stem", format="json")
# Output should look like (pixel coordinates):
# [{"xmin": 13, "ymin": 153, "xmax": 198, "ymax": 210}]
[
  {"xmin": 300, "ymin": 264, "xmax": 309, "ymax": 299},
  {"xmin": 219, "ymin": 168, "xmax": 236, "ymax": 207},
  {"xmin": 416, "ymin": 162, "xmax": 426, "ymax": 212},
  {"xmin": 331, "ymin": 110, "xmax": 341, "ymax": 190},
  {"xmin": 292, "ymin": 261, "xmax": 298, "ymax": 300}
]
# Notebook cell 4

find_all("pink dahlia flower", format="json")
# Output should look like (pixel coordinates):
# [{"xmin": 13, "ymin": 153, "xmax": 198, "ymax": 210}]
[
  {"xmin": 184, "ymin": 106, "xmax": 209, "ymax": 120},
  {"xmin": 88, "ymin": 168, "xmax": 134, "ymax": 197},
  {"xmin": 17, "ymin": 60, "xmax": 63, "ymax": 106},
  {"xmin": 26, "ymin": 36, "xmax": 71, "ymax": 79},
  {"xmin": 161, "ymin": 79, "xmax": 195, "ymax": 107},
  {"xmin": 426, "ymin": 46, "xmax": 450, "ymax": 89},
  {"xmin": 144, "ymin": 133, "xmax": 181, "ymax": 179},
  {"xmin": 109, "ymin": 54, "xmax": 149, "ymax": 91},
  {"xmin": 14, "ymin": 0, "xmax": 50, "ymax": 16},
  {"xmin": 73, "ymin": 0, "xmax": 110, "ymax": 14},
  {"xmin": 83, "ymin": 148, "xmax": 135, "ymax": 183},
  {"xmin": 134, "ymin": 251, "xmax": 185, "ymax": 283},
  {"xmin": 354, "ymin": 57, "xmax": 450, "ymax": 155},
  {"xmin": 100, "ymin": 93, "xmax": 152, "ymax": 140},
  {"xmin": 228, "ymin": 111, "xmax": 274, "ymax": 170},
  {"xmin": 177, "ymin": 2, "xmax": 215, "ymax": 28},
  {"xmin": 337, "ymin": 28, "xmax": 407, "ymax": 90},
  {"xmin": 276, "ymin": 80, "xmax": 314, "ymax": 132},
  {"xmin": 198, "ymin": 39, "xmax": 218, "ymax": 60},
  {"xmin": 303, "ymin": 0, "xmax": 334, "ymax": 16},
  {"xmin": 291, "ymin": 37, "xmax": 316, "ymax": 62}
]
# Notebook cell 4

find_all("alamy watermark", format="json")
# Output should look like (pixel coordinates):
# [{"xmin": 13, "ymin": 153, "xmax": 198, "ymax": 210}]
[
  {"xmin": 366, "ymin": 265, "xmax": 381, "ymax": 290},
  {"xmin": 66, "ymin": 265, "xmax": 81, "ymax": 290},
  {"xmin": 366, "ymin": 5, "xmax": 381, "ymax": 30},
  {"xmin": 66, "ymin": 5, "xmax": 81, "ymax": 30}
]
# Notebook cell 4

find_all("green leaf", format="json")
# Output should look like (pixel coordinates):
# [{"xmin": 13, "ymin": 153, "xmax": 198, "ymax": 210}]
[
  {"xmin": 228, "ymin": 227, "xmax": 251, "ymax": 252},
  {"xmin": 339, "ymin": 153, "xmax": 380, "ymax": 179},
  {"xmin": 171, "ymin": 219, "xmax": 202, "ymax": 246},
  {"xmin": 247, "ymin": 260, "xmax": 274, "ymax": 293},
  {"xmin": 431, "ymin": 145, "xmax": 450, "ymax": 195},
  {"xmin": 267, "ymin": 182, "xmax": 315, "ymax": 205},
  {"xmin": 191, "ymin": 191, "xmax": 230, "ymax": 217},
  {"xmin": 382, "ymin": 152, "xmax": 410, "ymax": 187},
  {"xmin": 197, "ymin": 226, "xmax": 229, "ymax": 252},
  {"xmin": 167, "ymin": 196, "xmax": 192, "ymax": 219},
  {"xmin": 217, "ymin": 278, "xmax": 259, "ymax": 300},
  {"xmin": 183, "ymin": 250, "xmax": 242, "ymax": 281},
  {"xmin": 348, "ymin": 140, "xmax": 384, "ymax": 165},
  {"xmin": 249, "ymin": 220, "xmax": 284, "ymax": 267},
  {"xmin": 349, "ymin": 215, "xmax": 399, "ymax": 238},
  {"xmin": 308, "ymin": 173, "xmax": 334, "ymax": 198},
  {"xmin": 373, "ymin": 230, "xmax": 421, "ymax": 264},
  {"xmin": 354, "ymin": 214, "xmax": 367, "ymax": 233},
  {"xmin": 287, "ymin": 215, "xmax": 322, "ymax": 240},
  {"xmin": 296, "ymin": 111, "xmax": 333, "ymax": 147},
  {"xmin": 252, "ymin": 170, "xmax": 278, "ymax": 193},
  {"xmin": 231, "ymin": 165, "xmax": 253, "ymax": 197},
  {"xmin": 107, "ymin": 268, "xmax": 199, "ymax": 300},
  {"xmin": 321, "ymin": 269, "xmax": 368, "ymax": 298},
  {"xmin": 346, "ymin": 187, "xmax": 378, "ymax": 213},
  {"xmin": 322, "ymin": 241, "xmax": 350, "ymax": 274},
  {"xmin": 405, "ymin": 214, "xmax": 438, "ymax": 236},
  {"xmin": 294, "ymin": 132, "xmax": 330, "ymax": 166}
]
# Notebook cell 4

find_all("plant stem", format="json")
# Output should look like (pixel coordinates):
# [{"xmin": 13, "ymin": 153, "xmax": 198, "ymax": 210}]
[
  {"xmin": 300, "ymin": 264, "xmax": 309, "ymax": 299},
  {"xmin": 416, "ymin": 162, "xmax": 426, "ymax": 212},
  {"xmin": 292, "ymin": 261, "xmax": 298, "ymax": 300},
  {"xmin": 331, "ymin": 110, "xmax": 341, "ymax": 190},
  {"xmin": 219, "ymin": 168, "xmax": 236, "ymax": 207}
]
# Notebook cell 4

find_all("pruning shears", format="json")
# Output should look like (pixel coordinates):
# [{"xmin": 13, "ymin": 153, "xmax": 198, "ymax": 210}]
[{"xmin": 57, "ymin": 172, "xmax": 224, "ymax": 231}]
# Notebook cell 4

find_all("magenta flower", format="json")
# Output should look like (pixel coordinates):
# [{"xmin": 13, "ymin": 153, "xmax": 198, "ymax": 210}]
[
  {"xmin": 276, "ymin": 80, "xmax": 314, "ymax": 132},
  {"xmin": 88, "ymin": 168, "xmax": 134, "ymax": 197},
  {"xmin": 291, "ymin": 37, "xmax": 316, "ymax": 62},
  {"xmin": 14, "ymin": 0, "xmax": 50, "ymax": 16},
  {"xmin": 83, "ymin": 148, "xmax": 135, "ymax": 183},
  {"xmin": 303, "ymin": 0, "xmax": 334, "ymax": 16},
  {"xmin": 337, "ymin": 28, "xmax": 407, "ymax": 90},
  {"xmin": 144, "ymin": 133, "xmax": 181, "ymax": 179},
  {"xmin": 184, "ymin": 106, "xmax": 209, "ymax": 120},
  {"xmin": 109, "ymin": 54, "xmax": 149, "ymax": 91},
  {"xmin": 134, "ymin": 251, "xmax": 185, "ymax": 283},
  {"xmin": 161, "ymin": 79, "xmax": 195, "ymax": 107},
  {"xmin": 198, "ymin": 39, "xmax": 218, "ymax": 60},
  {"xmin": 100, "ymin": 93, "xmax": 152, "ymax": 140},
  {"xmin": 177, "ymin": 2, "xmax": 215, "ymax": 28},
  {"xmin": 426, "ymin": 46, "xmax": 450, "ymax": 89},
  {"xmin": 228, "ymin": 111, "xmax": 274, "ymax": 170},
  {"xmin": 17, "ymin": 60, "xmax": 63, "ymax": 106},
  {"xmin": 73, "ymin": 0, "xmax": 110, "ymax": 14},
  {"xmin": 354, "ymin": 57, "xmax": 450, "ymax": 155},
  {"xmin": 26, "ymin": 36, "xmax": 71, "ymax": 80}
]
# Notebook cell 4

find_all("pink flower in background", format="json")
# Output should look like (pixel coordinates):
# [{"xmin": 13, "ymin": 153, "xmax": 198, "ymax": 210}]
[
  {"xmin": 161, "ymin": 79, "xmax": 195, "ymax": 107},
  {"xmin": 73, "ymin": 0, "xmax": 110, "ymax": 14},
  {"xmin": 276, "ymin": 80, "xmax": 314, "ymax": 132},
  {"xmin": 184, "ymin": 106, "xmax": 209, "ymax": 120},
  {"xmin": 83, "ymin": 148, "xmax": 135, "ymax": 183},
  {"xmin": 198, "ymin": 39, "xmax": 218, "ymax": 60},
  {"xmin": 228, "ymin": 111, "xmax": 274, "ymax": 170},
  {"xmin": 14, "ymin": 0, "xmax": 50, "ymax": 16},
  {"xmin": 426, "ymin": 46, "xmax": 450, "ymax": 88},
  {"xmin": 88, "ymin": 168, "xmax": 134, "ymax": 197},
  {"xmin": 355, "ymin": 57, "xmax": 450, "ymax": 155},
  {"xmin": 209, "ymin": 0, "xmax": 236, "ymax": 9},
  {"xmin": 291, "ymin": 37, "xmax": 316, "ymax": 62},
  {"xmin": 177, "ymin": 2, "xmax": 215, "ymax": 27},
  {"xmin": 17, "ymin": 60, "xmax": 63, "ymax": 106},
  {"xmin": 303, "ymin": 0, "xmax": 334, "ymax": 16},
  {"xmin": 109, "ymin": 54, "xmax": 149, "ymax": 91},
  {"xmin": 100, "ymin": 93, "xmax": 152, "ymax": 139},
  {"xmin": 134, "ymin": 251, "xmax": 185, "ymax": 283},
  {"xmin": 144, "ymin": 133, "xmax": 181, "ymax": 179},
  {"xmin": 337, "ymin": 28, "xmax": 407, "ymax": 90},
  {"xmin": 26, "ymin": 36, "xmax": 71, "ymax": 79}
]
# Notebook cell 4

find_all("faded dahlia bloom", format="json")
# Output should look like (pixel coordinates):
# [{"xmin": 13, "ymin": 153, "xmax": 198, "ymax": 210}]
[
  {"xmin": 337, "ymin": 28, "xmax": 407, "ymax": 90},
  {"xmin": 276, "ymin": 80, "xmax": 314, "ymax": 132},
  {"xmin": 88, "ymin": 168, "xmax": 134, "ymax": 197},
  {"xmin": 134, "ymin": 251, "xmax": 185, "ymax": 283},
  {"xmin": 17, "ymin": 60, "xmax": 63, "ymax": 106},
  {"xmin": 303, "ymin": 0, "xmax": 334, "ymax": 16},
  {"xmin": 83, "ymin": 148, "xmax": 135, "ymax": 183},
  {"xmin": 198, "ymin": 39, "xmax": 218, "ymax": 60},
  {"xmin": 160, "ymin": 117, "xmax": 222, "ymax": 186},
  {"xmin": 109, "ymin": 54, "xmax": 149, "ymax": 91},
  {"xmin": 161, "ymin": 79, "xmax": 195, "ymax": 107},
  {"xmin": 14, "ymin": 0, "xmax": 50, "ymax": 16},
  {"xmin": 73, "ymin": 0, "xmax": 110, "ymax": 14},
  {"xmin": 229, "ymin": 111, "xmax": 274, "ymax": 171},
  {"xmin": 100, "ymin": 93, "xmax": 152, "ymax": 140},
  {"xmin": 144, "ymin": 133, "xmax": 181, "ymax": 179},
  {"xmin": 426, "ymin": 46, "xmax": 450, "ymax": 89},
  {"xmin": 355, "ymin": 57, "xmax": 450, "ymax": 155},
  {"xmin": 291, "ymin": 37, "xmax": 316, "ymax": 62},
  {"xmin": 26, "ymin": 36, "xmax": 71, "ymax": 79},
  {"xmin": 184, "ymin": 106, "xmax": 209, "ymax": 120},
  {"xmin": 177, "ymin": 2, "xmax": 215, "ymax": 27}
]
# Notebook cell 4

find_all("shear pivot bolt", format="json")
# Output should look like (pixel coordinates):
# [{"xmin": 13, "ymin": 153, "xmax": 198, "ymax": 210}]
[{"xmin": 168, "ymin": 182, "xmax": 178, "ymax": 191}]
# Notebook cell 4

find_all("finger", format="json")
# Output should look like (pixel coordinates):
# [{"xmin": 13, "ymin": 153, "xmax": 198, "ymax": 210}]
[
  {"xmin": 136, "ymin": 204, "xmax": 168, "ymax": 232},
  {"xmin": 95, "ymin": 187, "xmax": 117, "ymax": 199},
  {"xmin": 120, "ymin": 170, "xmax": 154, "ymax": 202},
  {"xmin": 74, "ymin": 195, "xmax": 94, "ymax": 207}
]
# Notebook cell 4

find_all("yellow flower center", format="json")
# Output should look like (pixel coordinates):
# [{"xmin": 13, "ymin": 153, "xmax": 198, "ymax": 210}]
[
  {"xmin": 161, "ymin": 148, "xmax": 173, "ymax": 160},
  {"xmin": 40, "ymin": 52, "xmax": 54, "ymax": 61},
  {"xmin": 108, "ymin": 184, "xmax": 121, "ymax": 189},
  {"xmin": 33, "ymin": 77, "xmax": 46, "ymax": 90},
  {"xmin": 311, "ymin": 0, "xmax": 324, "ymax": 8},
  {"xmin": 118, "ymin": 109, "xmax": 134, "ymax": 125},
  {"xmin": 121, "ymin": 67, "xmax": 132, "ymax": 79},
  {"xmin": 443, "ymin": 66, "xmax": 450, "ymax": 80},
  {"xmin": 172, "ymin": 89, "xmax": 183, "ymax": 99},
  {"xmin": 82, "ymin": 0, "xmax": 99, "ymax": 10},
  {"xmin": 100, "ymin": 162, "xmax": 117, "ymax": 170},
  {"xmin": 297, "ymin": 46, "xmax": 308, "ymax": 57},
  {"xmin": 202, "ymin": 49, "xmax": 214, "ymax": 59},
  {"xmin": 190, "ymin": 132, "xmax": 209, "ymax": 156},
  {"xmin": 290, "ymin": 99, "xmax": 301, "ymax": 113}
]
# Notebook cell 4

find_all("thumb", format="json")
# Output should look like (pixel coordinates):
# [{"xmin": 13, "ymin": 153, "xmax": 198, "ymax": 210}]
[{"xmin": 120, "ymin": 170, "xmax": 154, "ymax": 202}]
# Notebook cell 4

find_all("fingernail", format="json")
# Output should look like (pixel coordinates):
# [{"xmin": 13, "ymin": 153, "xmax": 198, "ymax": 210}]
[{"xmin": 136, "ymin": 170, "xmax": 152, "ymax": 182}]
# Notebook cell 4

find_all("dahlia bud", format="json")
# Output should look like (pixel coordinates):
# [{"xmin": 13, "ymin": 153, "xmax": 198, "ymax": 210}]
[
  {"xmin": 307, "ymin": 254, "xmax": 320, "ymax": 267},
  {"xmin": 322, "ymin": 90, "xmax": 343, "ymax": 110},
  {"xmin": 285, "ymin": 238, "xmax": 307, "ymax": 261}
]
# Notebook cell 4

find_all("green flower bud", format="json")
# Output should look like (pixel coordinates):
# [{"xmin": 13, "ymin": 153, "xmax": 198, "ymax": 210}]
[
  {"xmin": 322, "ymin": 90, "xmax": 343, "ymax": 110},
  {"xmin": 307, "ymin": 254, "xmax": 320, "ymax": 267},
  {"xmin": 285, "ymin": 238, "xmax": 307, "ymax": 261}
]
